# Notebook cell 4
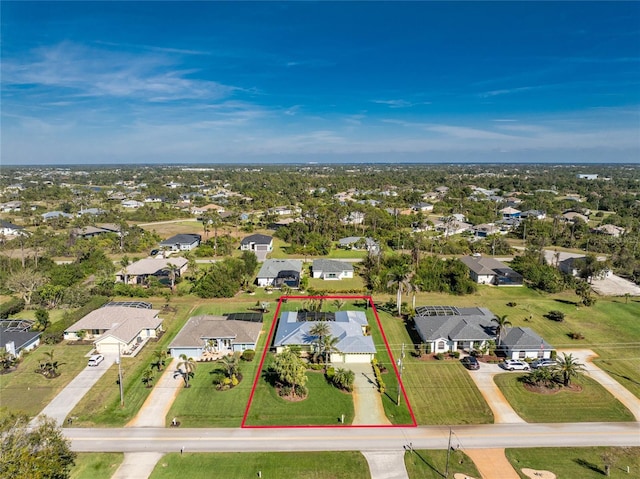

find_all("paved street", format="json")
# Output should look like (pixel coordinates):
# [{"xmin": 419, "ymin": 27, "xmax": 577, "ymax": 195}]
[{"xmin": 66, "ymin": 422, "xmax": 640, "ymax": 453}]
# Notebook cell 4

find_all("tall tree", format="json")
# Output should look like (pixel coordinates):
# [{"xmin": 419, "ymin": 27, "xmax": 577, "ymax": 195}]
[
  {"xmin": 271, "ymin": 348, "xmax": 308, "ymax": 397},
  {"xmin": 177, "ymin": 354, "xmax": 196, "ymax": 388},
  {"xmin": 553, "ymin": 353, "xmax": 586, "ymax": 387},
  {"xmin": 386, "ymin": 265, "xmax": 412, "ymax": 316},
  {"xmin": 309, "ymin": 321, "xmax": 331, "ymax": 363},
  {"xmin": 6, "ymin": 269, "xmax": 46, "ymax": 306},
  {"xmin": 491, "ymin": 314, "xmax": 512, "ymax": 347},
  {"xmin": 0, "ymin": 412, "xmax": 76, "ymax": 479}
]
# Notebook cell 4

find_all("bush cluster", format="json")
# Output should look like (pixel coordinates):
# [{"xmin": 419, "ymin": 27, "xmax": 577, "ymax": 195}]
[
  {"xmin": 0, "ymin": 297, "xmax": 25, "ymax": 318},
  {"xmin": 371, "ymin": 358, "xmax": 385, "ymax": 394}
]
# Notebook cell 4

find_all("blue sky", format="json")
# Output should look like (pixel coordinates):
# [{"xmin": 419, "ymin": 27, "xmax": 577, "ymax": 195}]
[{"xmin": 2, "ymin": 1, "xmax": 639, "ymax": 165}]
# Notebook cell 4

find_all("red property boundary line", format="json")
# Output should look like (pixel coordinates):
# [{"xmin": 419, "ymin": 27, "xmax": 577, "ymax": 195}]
[{"xmin": 241, "ymin": 295, "xmax": 417, "ymax": 428}]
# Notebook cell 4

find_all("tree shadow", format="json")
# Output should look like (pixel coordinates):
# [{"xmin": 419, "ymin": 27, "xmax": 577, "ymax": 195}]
[
  {"xmin": 261, "ymin": 368, "xmax": 279, "ymax": 387},
  {"xmin": 409, "ymin": 450, "xmax": 443, "ymax": 476},
  {"xmin": 574, "ymin": 458, "xmax": 604, "ymax": 474},
  {"xmin": 554, "ymin": 298, "xmax": 579, "ymax": 306}
]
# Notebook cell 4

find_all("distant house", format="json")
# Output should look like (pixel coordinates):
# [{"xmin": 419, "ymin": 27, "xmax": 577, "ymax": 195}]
[
  {"xmin": 342, "ymin": 211, "xmax": 365, "ymax": 225},
  {"xmin": 256, "ymin": 259, "xmax": 302, "ymax": 288},
  {"xmin": 413, "ymin": 306, "xmax": 497, "ymax": 354},
  {"xmin": 562, "ymin": 212, "xmax": 589, "ymax": 223},
  {"xmin": 520, "ymin": 210, "xmax": 547, "ymax": 220},
  {"xmin": 0, "ymin": 201, "xmax": 22, "ymax": 212},
  {"xmin": 273, "ymin": 310, "xmax": 376, "ymax": 364},
  {"xmin": 0, "ymin": 319, "xmax": 41, "ymax": 357},
  {"xmin": 63, "ymin": 303, "xmax": 163, "ymax": 356},
  {"xmin": 168, "ymin": 314, "xmax": 263, "ymax": 360},
  {"xmin": 500, "ymin": 327, "xmax": 554, "ymax": 360},
  {"xmin": 121, "ymin": 200, "xmax": 144, "ymax": 209},
  {"xmin": 411, "ymin": 202, "xmax": 434, "ymax": 212},
  {"xmin": 42, "ymin": 211, "xmax": 74, "ymax": 221},
  {"xmin": 577, "ymin": 174, "xmax": 598, "ymax": 180},
  {"xmin": 460, "ymin": 256, "xmax": 523, "ymax": 286},
  {"xmin": 159, "ymin": 234, "xmax": 201, "ymax": 251},
  {"xmin": 592, "ymin": 224, "xmax": 625, "ymax": 237},
  {"xmin": 116, "ymin": 257, "xmax": 188, "ymax": 285},
  {"xmin": 499, "ymin": 207, "xmax": 521, "ymax": 219},
  {"xmin": 473, "ymin": 223, "xmax": 500, "ymax": 238},
  {"xmin": 338, "ymin": 236, "xmax": 380, "ymax": 253},
  {"xmin": 0, "ymin": 220, "xmax": 25, "ymax": 236},
  {"xmin": 71, "ymin": 223, "xmax": 121, "ymax": 239},
  {"xmin": 191, "ymin": 203, "xmax": 225, "ymax": 216},
  {"xmin": 552, "ymin": 253, "xmax": 611, "ymax": 280},
  {"xmin": 435, "ymin": 219, "xmax": 472, "ymax": 236},
  {"xmin": 240, "ymin": 234, "xmax": 273, "ymax": 253},
  {"xmin": 77, "ymin": 208, "xmax": 106, "ymax": 216},
  {"xmin": 312, "ymin": 259, "xmax": 354, "ymax": 280}
]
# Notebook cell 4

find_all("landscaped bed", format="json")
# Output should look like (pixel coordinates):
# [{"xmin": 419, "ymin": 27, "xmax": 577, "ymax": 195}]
[{"xmin": 149, "ymin": 451, "xmax": 370, "ymax": 479}]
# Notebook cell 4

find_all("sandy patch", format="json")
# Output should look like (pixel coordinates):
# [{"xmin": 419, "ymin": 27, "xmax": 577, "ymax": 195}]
[
  {"xmin": 522, "ymin": 468, "xmax": 556, "ymax": 479},
  {"xmin": 453, "ymin": 474, "xmax": 478, "ymax": 479}
]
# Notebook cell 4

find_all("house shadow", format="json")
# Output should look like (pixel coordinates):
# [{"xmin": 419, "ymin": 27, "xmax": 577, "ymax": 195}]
[{"xmin": 574, "ymin": 458, "xmax": 604, "ymax": 474}]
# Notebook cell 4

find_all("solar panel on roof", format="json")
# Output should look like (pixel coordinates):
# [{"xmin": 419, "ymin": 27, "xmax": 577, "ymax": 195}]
[
  {"xmin": 297, "ymin": 312, "xmax": 336, "ymax": 322},
  {"xmin": 103, "ymin": 301, "xmax": 153, "ymax": 309}
]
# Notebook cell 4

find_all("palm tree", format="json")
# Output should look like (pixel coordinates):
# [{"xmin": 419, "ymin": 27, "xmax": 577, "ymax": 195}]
[
  {"xmin": 309, "ymin": 321, "xmax": 331, "ymax": 364},
  {"xmin": 152, "ymin": 349, "xmax": 168, "ymax": 371},
  {"xmin": 177, "ymin": 354, "xmax": 197, "ymax": 388},
  {"xmin": 120, "ymin": 255, "xmax": 131, "ymax": 284},
  {"xmin": 141, "ymin": 368, "xmax": 155, "ymax": 388},
  {"xmin": 387, "ymin": 265, "xmax": 412, "ymax": 316},
  {"xmin": 553, "ymin": 353, "xmax": 586, "ymax": 387},
  {"xmin": 165, "ymin": 263, "xmax": 181, "ymax": 291},
  {"xmin": 39, "ymin": 350, "xmax": 64, "ymax": 378},
  {"xmin": 220, "ymin": 353, "xmax": 240, "ymax": 378},
  {"xmin": 0, "ymin": 348, "xmax": 17, "ymax": 372},
  {"xmin": 491, "ymin": 314, "xmax": 512, "ymax": 347},
  {"xmin": 321, "ymin": 335, "xmax": 340, "ymax": 368},
  {"xmin": 332, "ymin": 299, "xmax": 346, "ymax": 311}
]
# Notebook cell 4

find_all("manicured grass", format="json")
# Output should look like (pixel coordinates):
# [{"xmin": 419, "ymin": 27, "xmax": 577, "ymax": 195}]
[
  {"xmin": 308, "ymin": 275, "xmax": 366, "ymax": 292},
  {"xmin": 66, "ymin": 298, "xmax": 196, "ymax": 427},
  {"xmin": 375, "ymin": 308, "xmax": 493, "ymax": 425},
  {"xmin": 70, "ymin": 453, "xmax": 124, "ymax": 479},
  {"xmin": 405, "ymin": 449, "xmax": 480, "ymax": 479},
  {"xmin": 494, "ymin": 373, "xmax": 635, "ymax": 423},
  {"xmin": 149, "ymin": 452, "xmax": 370, "ymax": 479},
  {"xmin": 244, "ymin": 355, "xmax": 355, "ymax": 426},
  {"xmin": 0, "ymin": 343, "xmax": 93, "ymax": 417},
  {"xmin": 506, "ymin": 447, "xmax": 640, "ymax": 478},
  {"xmin": 593, "ymin": 356, "xmax": 640, "ymax": 399}
]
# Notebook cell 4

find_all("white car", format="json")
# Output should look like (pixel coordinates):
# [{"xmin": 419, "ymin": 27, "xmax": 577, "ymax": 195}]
[
  {"xmin": 88, "ymin": 354, "xmax": 104, "ymax": 367},
  {"xmin": 502, "ymin": 359, "xmax": 530, "ymax": 371}
]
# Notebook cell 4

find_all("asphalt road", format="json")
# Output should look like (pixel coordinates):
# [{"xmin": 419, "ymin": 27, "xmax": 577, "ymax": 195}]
[{"xmin": 66, "ymin": 422, "xmax": 640, "ymax": 453}]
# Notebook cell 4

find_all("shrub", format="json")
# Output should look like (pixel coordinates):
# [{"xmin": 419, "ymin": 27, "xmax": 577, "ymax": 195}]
[
  {"xmin": 449, "ymin": 350, "xmax": 460, "ymax": 359},
  {"xmin": 0, "ymin": 297, "xmax": 26, "ymax": 318},
  {"xmin": 545, "ymin": 310, "xmax": 565, "ymax": 322},
  {"xmin": 569, "ymin": 331, "xmax": 585, "ymax": 340},
  {"xmin": 308, "ymin": 363, "xmax": 324, "ymax": 371},
  {"xmin": 279, "ymin": 385, "xmax": 292, "ymax": 397},
  {"xmin": 506, "ymin": 302, "xmax": 517, "ymax": 307},
  {"xmin": 435, "ymin": 352, "xmax": 445, "ymax": 360},
  {"xmin": 42, "ymin": 332, "xmax": 63, "ymax": 344},
  {"xmin": 325, "ymin": 366, "xmax": 336, "ymax": 380},
  {"xmin": 211, "ymin": 372, "xmax": 226, "ymax": 386},
  {"xmin": 241, "ymin": 349, "xmax": 255, "ymax": 362}
]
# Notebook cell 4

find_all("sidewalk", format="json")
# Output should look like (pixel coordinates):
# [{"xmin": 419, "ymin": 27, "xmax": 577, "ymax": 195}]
[{"xmin": 126, "ymin": 358, "xmax": 183, "ymax": 427}]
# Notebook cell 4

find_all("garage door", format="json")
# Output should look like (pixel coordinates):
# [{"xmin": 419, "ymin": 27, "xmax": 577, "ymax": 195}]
[{"xmin": 343, "ymin": 354, "xmax": 372, "ymax": 364}]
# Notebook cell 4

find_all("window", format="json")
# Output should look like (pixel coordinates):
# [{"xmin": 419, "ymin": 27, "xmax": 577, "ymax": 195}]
[{"xmin": 437, "ymin": 341, "xmax": 446, "ymax": 351}]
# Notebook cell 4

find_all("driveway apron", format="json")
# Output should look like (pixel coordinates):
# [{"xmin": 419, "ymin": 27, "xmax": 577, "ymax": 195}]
[
  {"xmin": 560, "ymin": 349, "xmax": 640, "ymax": 421},
  {"xmin": 464, "ymin": 362, "xmax": 526, "ymax": 424},
  {"xmin": 362, "ymin": 451, "xmax": 409, "ymax": 479},
  {"xmin": 465, "ymin": 449, "xmax": 520, "ymax": 479},
  {"xmin": 35, "ymin": 352, "xmax": 118, "ymax": 426},
  {"xmin": 111, "ymin": 452, "xmax": 164, "ymax": 479},
  {"xmin": 127, "ymin": 358, "xmax": 182, "ymax": 427},
  {"xmin": 348, "ymin": 363, "xmax": 392, "ymax": 425}
]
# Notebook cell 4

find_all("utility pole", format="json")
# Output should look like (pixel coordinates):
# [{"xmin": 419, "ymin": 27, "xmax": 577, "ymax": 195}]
[
  {"xmin": 396, "ymin": 343, "xmax": 405, "ymax": 406},
  {"xmin": 117, "ymin": 344, "xmax": 124, "ymax": 407},
  {"xmin": 445, "ymin": 428, "xmax": 453, "ymax": 478}
]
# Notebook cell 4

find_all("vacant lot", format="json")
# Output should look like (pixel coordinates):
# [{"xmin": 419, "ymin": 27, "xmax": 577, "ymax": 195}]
[
  {"xmin": 149, "ymin": 451, "xmax": 370, "ymax": 479},
  {"xmin": 70, "ymin": 453, "xmax": 124, "ymax": 479},
  {"xmin": 506, "ymin": 447, "xmax": 640, "ymax": 479},
  {"xmin": 494, "ymin": 373, "xmax": 635, "ymax": 423}
]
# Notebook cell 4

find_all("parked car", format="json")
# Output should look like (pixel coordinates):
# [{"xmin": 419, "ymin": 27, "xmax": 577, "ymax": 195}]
[
  {"xmin": 502, "ymin": 359, "xmax": 530, "ymax": 371},
  {"xmin": 531, "ymin": 358, "xmax": 557, "ymax": 369},
  {"xmin": 150, "ymin": 249, "xmax": 159, "ymax": 256},
  {"xmin": 88, "ymin": 354, "xmax": 104, "ymax": 367},
  {"xmin": 461, "ymin": 356, "xmax": 480, "ymax": 370}
]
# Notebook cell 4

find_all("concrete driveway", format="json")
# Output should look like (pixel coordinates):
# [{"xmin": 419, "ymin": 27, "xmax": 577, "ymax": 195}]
[
  {"xmin": 463, "ymin": 360, "xmax": 526, "ymax": 424},
  {"xmin": 36, "ymin": 352, "xmax": 118, "ymax": 426},
  {"xmin": 349, "ymin": 363, "xmax": 392, "ymax": 425},
  {"xmin": 559, "ymin": 349, "xmax": 640, "ymax": 421}
]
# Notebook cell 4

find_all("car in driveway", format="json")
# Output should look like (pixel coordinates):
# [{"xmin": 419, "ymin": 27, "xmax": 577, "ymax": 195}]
[
  {"xmin": 531, "ymin": 358, "xmax": 557, "ymax": 369},
  {"xmin": 461, "ymin": 356, "xmax": 480, "ymax": 370},
  {"xmin": 88, "ymin": 354, "xmax": 104, "ymax": 367},
  {"xmin": 501, "ymin": 359, "xmax": 530, "ymax": 371}
]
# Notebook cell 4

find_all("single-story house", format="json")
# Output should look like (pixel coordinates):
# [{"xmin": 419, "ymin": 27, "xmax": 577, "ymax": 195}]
[
  {"xmin": 0, "ymin": 201, "xmax": 22, "ymax": 212},
  {"xmin": 500, "ymin": 207, "xmax": 521, "ymax": 219},
  {"xmin": 256, "ymin": 259, "xmax": 303, "ymax": 288},
  {"xmin": 520, "ymin": 210, "xmax": 547, "ymax": 220},
  {"xmin": 413, "ymin": 306, "xmax": 497, "ymax": 354},
  {"xmin": 543, "ymin": 251, "xmax": 611, "ymax": 279},
  {"xmin": 159, "ymin": 234, "xmax": 201, "ymax": 251},
  {"xmin": 561, "ymin": 211, "xmax": 589, "ymax": 223},
  {"xmin": 0, "ymin": 319, "xmax": 41, "ymax": 357},
  {"xmin": 77, "ymin": 208, "xmax": 106, "ymax": 216},
  {"xmin": 63, "ymin": 304, "xmax": 163, "ymax": 355},
  {"xmin": 411, "ymin": 202, "xmax": 434, "ymax": 212},
  {"xmin": 273, "ymin": 310, "xmax": 376, "ymax": 364},
  {"xmin": 42, "ymin": 211, "xmax": 74, "ymax": 221},
  {"xmin": 460, "ymin": 256, "xmax": 523, "ymax": 286},
  {"xmin": 500, "ymin": 327, "xmax": 554, "ymax": 360},
  {"xmin": 592, "ymin": 224, "xmax": 626, "ymax": 237},
  {"xmin": 434, "ymin": 219, "xmax": 472, "ymax": 236},
  {"xmin": 71, "ymin": 223, "xmax": 121, "ymax": 239},
  {"xmin": 121, "ymin": 200, "xmax": 144, "ymax": 209},
  {"xmin": 473, "ymin": 223, "xmax": 501, "ymax": 238},
  {"xmin": 0, "ymin": 220, "xmax": 25, "ymax": 236},
  {"xmin": 192, "ymin": 203, "xmax": 225, "ymax": 216},
  {"xmin": 168, "ymin": 313, "xmax": 263, "ymax": 360},
  {"xmin": 116, "ymin": 257, "xmax": 188, "ymax": 285},
  {"xmin": 312, "ymin": 259, "xmax": 354, "ymax": 280},
  {"xmin": 240, "ymin": 234, "xmax": 273, "ymax": 253},
  {"xmin": 338, "ymin": 236, "xmax": 380, "ymax": 253}
]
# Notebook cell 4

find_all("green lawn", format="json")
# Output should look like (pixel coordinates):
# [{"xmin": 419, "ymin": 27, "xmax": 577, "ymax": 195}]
[
  {"xmin": 66, "ymin": 298, "xmax": 196, "ymax": 427},
  {"xmin": 0, "ymin": 343, "xmax": 93, "ymax": 417},
  {"xmin": 506, "ymin": 447, "xmax": 640, "ymax": 478},
  {"xmin": 244, "ymin": 356, "xmax": 355, "ymax": 426},
  {"xmin": 405, "ymin": 449, "xmax": 480, "ymax": 479},
  {"xmin": 593, "ymin": 356, "xmax": 640, "ymax": 399},
  {"xmin": 308, "ymin": 275, "xmax": 366, "ymax": 292},
  {"xmin": 494, "ymin": 373, "xmax": 635, "ymax": 423},
  {"xmin": 375, "ymin": 308, "xmax": 493, "ymax": 425},
  {"xmin": 149, "ymin": 451, "xmax": 370, "ymax": 479},
  {"xmin": 69, "ymin": 453, "xmax": 124, "ymax": 479}
]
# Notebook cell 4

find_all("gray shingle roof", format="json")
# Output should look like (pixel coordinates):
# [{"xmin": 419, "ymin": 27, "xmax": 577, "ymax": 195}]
[
  {"xmin": 160, "ymin": 234, "xmax": 201, "ymax": 246},
  {"xmin": 413, "ymin": 307, "xmax": 496, "ymax": 342},
  {"xmin": 169, "ymin": 315, "xmax": 262, "ymax": 348},
  {"xmin": 256, "ymin": 259, "xmax": 302, "ymax": 279},
  {"xmin": 312, "ymin": 259, "xmax": 353, "ymax": 274},
  {"xmin": 240, "ymin": 234, "xmax": 273, "ymax": 246},
  {"xmin": 501, "ymin": 327, "xmax": 553, "ymax": 351}
]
